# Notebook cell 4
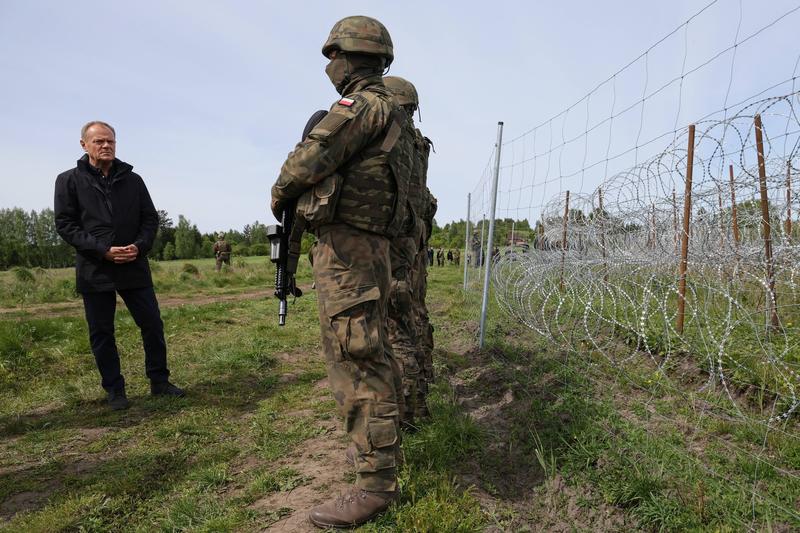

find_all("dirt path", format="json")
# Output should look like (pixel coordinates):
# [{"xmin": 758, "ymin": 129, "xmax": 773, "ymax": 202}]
[
  {"xmin": 0, "ymin": 288, "xmax": 308, "ymax": 319},
  {"xmin": 444, "ymin": 344, "xmax": 632, "ymax": 531}
]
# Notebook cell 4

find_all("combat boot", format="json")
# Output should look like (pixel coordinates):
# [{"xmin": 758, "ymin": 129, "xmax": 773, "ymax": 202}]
[
  {"xmin": 415, "ymin": 399, "xmax": 430, "ymax": 421},
  {"xmin": 151, "ymin": 381, "xmax": 186, "ymax": 397},
  {"xmin": 107, "ymin": 388, "xmax": 129, "ymax": 411},
  {"xmin": 309, "ymin": 487, "xmax": 396, "ymax": 529}
]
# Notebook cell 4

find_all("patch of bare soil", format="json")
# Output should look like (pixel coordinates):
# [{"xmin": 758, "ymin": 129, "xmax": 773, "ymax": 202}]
[
  {"xmin": 250, "ymin": 418, "xmax": 352, "ymax": 532},
  {"xmin": 0, "ymin": 426, "xmax": 116, "ymax": 522},
  {"xmin": 486, "ymin": 474, "xmax": 629, "ymax": 532},
  {"xmin": 0, "ymin": 491, "xmax": 50, "ymax": 519},
  {"xmin": 445, "ymin": 345, "xmax": 631, "ymax": 531},
  {"xmin": 448, "ymin": 349, "xmax": 544, "ymax": 501}
]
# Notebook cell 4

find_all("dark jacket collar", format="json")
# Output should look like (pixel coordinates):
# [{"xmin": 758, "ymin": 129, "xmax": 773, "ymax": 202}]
[{"xmin": 77, "ymin": 154, "xmax": 133, "ymax": 180}]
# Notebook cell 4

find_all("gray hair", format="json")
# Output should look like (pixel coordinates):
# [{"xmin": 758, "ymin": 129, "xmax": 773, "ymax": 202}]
[{"xmin": 81, "ymin": 121, "xmax": 116, "ymax": 139}]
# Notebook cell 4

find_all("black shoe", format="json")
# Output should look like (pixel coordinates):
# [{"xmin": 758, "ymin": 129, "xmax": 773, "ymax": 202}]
[
  {"xmin": 150, "ymin": 382, "xmax": 185, "ymax": 397},
  {"xmin": 108, "ymin": 389, "xmax": 130, "ymax": 411}
]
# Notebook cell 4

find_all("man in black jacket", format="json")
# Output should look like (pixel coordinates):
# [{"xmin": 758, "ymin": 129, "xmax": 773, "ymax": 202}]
[{"xmin": 54, "ymin": 121, "xmax": 184, "ymax": 410}]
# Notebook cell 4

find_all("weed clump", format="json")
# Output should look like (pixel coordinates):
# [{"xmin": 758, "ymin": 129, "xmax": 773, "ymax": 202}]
[
  {"xmin": 181, "ymin": 263, "xmax": 199, "ymax": 275},
  {"xmin": 12, "ymin": 266, "xmax": 35, "ymax": 284}
]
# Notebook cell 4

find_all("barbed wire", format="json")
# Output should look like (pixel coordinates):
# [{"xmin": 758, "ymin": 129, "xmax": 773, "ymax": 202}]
[
  {"xmin": 461, "ymin": 2, "xmax": 800, "ymax": 526},
  {"xmin": 492, "ymin": 92, "xmax": 800, "ymax": 422}
]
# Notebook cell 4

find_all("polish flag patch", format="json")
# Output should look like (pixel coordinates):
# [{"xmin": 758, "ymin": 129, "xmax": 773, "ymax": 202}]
[{"xmin": 338, "ymin": 97, "xmax": 355, "ymax": 107}]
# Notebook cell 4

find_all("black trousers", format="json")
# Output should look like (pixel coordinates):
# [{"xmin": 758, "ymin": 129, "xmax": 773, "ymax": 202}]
[{"xmin": 81, "ymin": 286, "xmax": 170, "ymax": 392}]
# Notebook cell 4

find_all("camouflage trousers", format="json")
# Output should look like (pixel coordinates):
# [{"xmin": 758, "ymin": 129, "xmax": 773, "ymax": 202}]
[
  {"xmin": 312, "ymin": 223, "xmax": 402, "ymax": 492},
  {"xmin": 215, "ymin": 256, "xmax": 230, "ymax": 272},
  {"xmin": 388, "ymin": 221, "xmax": 424, "ymax": 426},
  {"xmin": 411, "ymin": 242, "xmax": 434, "ymax": 409}
]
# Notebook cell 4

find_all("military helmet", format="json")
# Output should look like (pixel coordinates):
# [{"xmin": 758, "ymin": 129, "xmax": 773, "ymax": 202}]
[
  {"xmin": 322, "ymin": 16, "xmax": 394, "ymax": 67},
  {"xmin": 383, "ymin": 76, "xmax": 418, "ymax": 108}
]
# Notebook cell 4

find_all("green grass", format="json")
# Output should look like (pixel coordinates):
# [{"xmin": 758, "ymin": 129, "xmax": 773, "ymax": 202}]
[
  {"xmin": 478, "ymin": 282, "xmax": 800, "ymax": 531},
  {"xmin": 3, "ymin": 257, "xmax": 797, "ymax": 531},
  {"xmin": 0, "ymin": 255, "xmax": 282, "ymax": 307},
  {"xmin": 0, "ymin": 261, "xmax": 490, "ymax": 531}
]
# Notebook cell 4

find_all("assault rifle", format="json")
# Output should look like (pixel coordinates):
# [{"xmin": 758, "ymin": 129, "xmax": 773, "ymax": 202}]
[{"xmin": 267, "ymin": 109, "xmax": 328, "ymax": 325}]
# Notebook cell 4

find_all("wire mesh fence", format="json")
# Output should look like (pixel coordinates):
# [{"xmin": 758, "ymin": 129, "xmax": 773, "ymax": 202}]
[{"xmin": 461, "ymin": 1, "xmax": 800, "ymax": 526}]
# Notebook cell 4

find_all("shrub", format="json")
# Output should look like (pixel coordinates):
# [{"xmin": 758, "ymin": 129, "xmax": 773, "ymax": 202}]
[
  {"xmin": 181, "ymin": 263, "xmax": 199, "ymax": 275},
  {"xmin": 11, "ymin": 267, "xmax": 35, "ymax": 284},
  {"xmin": 233, "ymin": 244, "xmax": 251, "ymax": 257},
  {"xmin": 163, "ymin": 242, "xmax": 176, "ymax": 260},
  {"xmin": 250, "ymin": 243, "xmax": 269, "ymax": 256}
]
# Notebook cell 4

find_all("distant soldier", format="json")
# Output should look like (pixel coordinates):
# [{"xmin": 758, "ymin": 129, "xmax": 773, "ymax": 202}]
[
  {"xmin": 453, "ymin": 249, "xmax": 460, "ymax": 266},
  {"xmin": 436, "ymin": 249, "xmax": 444, "ymax": 266},
  {"xmin": 213, "ymin": 232, "xmax": 232, "ymax": 272},
  {"xmin": 427, "ymin": 246, "xmax": 434, "ymax": 266},
  {"xmin": 446, "ymin": 249, "xmax": 453, "ymax": 264},
  {"xmin": 471, "ymin": 233, "xmax": 481, "ymax": 267}
]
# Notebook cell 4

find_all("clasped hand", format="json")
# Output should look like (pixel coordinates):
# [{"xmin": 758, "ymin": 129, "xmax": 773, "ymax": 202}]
[{"xmin": 104, "ymin": 244, "xmax": 139, "ymax": 264}]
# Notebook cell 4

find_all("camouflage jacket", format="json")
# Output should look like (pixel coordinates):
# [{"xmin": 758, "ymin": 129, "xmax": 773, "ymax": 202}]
[
  {"xmin": 272, "ymin": 75, "xmax": 414, "ymax": 237},
  {"xmin": 407, "ymin": 125, "xmax": 432, "ymax": 223},
  {"xmin": 213, "ymin": 240, "xmax": 231, "ymax": 258},
  {"xmin": 422, "ymin": 187, "xmax": 438, "ymax": 241}
]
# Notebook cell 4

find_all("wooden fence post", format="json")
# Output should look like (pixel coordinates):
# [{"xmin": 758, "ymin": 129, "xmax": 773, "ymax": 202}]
[
  {"xmin": 560, "ymin": 191, "xmax": 570, "ymax": 292},
  {"xmin": 650, "ymin": 203, "xmax": 656, "ymax": 249},
  {"xmin": 729, "ymin": 165, "xmax": 740, "ymax": 248},
  {"xmin": 754, "ymin": 114, "xmax": 780, "ymax": 330},
  {"xmin": 676, "ymin": 124, "xmax": 695, "ymax": 335}
]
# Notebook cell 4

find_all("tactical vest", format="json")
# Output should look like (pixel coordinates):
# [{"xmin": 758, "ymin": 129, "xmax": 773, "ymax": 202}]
[
  {"xmin": 214, "ymin": 241, "xmax": 231, "ymax": 258},
  {"xmin": 406, "ymin": 127, "xmax": 431, "ymax": 224},
  {"xmin": 332, "ymin": 88, "xmax": 414, "ymax": 238}
]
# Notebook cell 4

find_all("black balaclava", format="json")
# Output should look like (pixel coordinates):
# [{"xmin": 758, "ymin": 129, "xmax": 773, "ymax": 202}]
[{"xmin": 325, "ymin": 53, "xmax": 385, "ymax": 95}]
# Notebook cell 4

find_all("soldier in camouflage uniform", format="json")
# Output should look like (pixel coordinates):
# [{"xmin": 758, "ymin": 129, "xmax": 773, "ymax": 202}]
[
  {"xmin": 213, "ymin": 232, "xmax": 231, "ymax": 272},
  {"xmin": 415, "ymin": 189, "xmax": 437, "ymax": 415},
  {"xmin": 382, "ymin": 76, "xmax": 428, "ymax": 428},
  {"xmin": 270, "ymin": 16, "xmax": 414, "ymax": 529},
  {"xmin": 383, "ymin": 76, "xmax": 437, "ymax": 421}
]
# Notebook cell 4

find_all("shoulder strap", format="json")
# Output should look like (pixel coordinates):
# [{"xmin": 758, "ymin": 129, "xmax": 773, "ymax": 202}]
[{"xmin": 380, "ymin": 108, "xmax": 406, "ymax": 153}]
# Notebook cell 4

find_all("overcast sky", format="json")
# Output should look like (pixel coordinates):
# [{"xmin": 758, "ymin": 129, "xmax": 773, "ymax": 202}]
[{"xmin": 1, "ymin": 0, "xmax": 798, "ymax": 233}]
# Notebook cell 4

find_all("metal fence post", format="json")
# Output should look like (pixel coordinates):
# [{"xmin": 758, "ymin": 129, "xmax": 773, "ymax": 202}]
[
  {"xmin": 463, "ymin": 193, "xmax": 471, "ymax": 290},
  {"xmin": 479, "ymin": 121, "xmax": 504, "ymax": 348}
]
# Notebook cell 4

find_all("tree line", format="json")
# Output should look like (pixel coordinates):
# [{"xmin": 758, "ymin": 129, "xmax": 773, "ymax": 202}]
[
  {"xmin": 0, "ymin": 206, "xmax": 543, "ymax": 270},
  {"xmin": 428, "ymin": 218, "xmax": 534, "ymax": 251}
]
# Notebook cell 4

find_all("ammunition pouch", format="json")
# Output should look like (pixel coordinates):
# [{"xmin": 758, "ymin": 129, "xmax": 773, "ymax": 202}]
[{"xmin": 295, "ymin": 173, "xmax": 343, "ymax": 230}]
